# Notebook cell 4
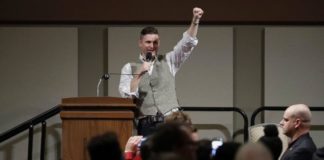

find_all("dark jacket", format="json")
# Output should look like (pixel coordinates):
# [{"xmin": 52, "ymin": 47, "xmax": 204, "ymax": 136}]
[
  {"xmin": 280, "ymin": 133, "xmax": 316, "ymax": 160},
  {"xmin": 313, "ymin": 147, "xmax": 324, "ymax": 160}
]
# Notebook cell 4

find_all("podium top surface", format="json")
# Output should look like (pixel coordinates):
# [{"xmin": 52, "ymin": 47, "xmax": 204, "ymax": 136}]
[{"xmin": 60, "ymin": 97, "xmax": 135, "ymax": 110}]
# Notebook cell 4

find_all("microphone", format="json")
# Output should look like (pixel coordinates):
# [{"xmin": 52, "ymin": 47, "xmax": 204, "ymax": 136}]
[
  {"xmin": 101, "ymin": 74, "xmax": 110, "ymax": 80},
  {"xmin": 145, "ymin": 52, "xmax": 154, "ymax": 62},
  {"xmin": 96, "ymin": 74, "xmax": 110, "ymax": 96}
]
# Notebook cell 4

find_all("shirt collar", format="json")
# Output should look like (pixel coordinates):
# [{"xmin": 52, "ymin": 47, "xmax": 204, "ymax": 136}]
[
  {"xmin": 139, "ymin": 53, "xmax": 157, "ymax": 63},
  {"xmin": 139, "ymin": 54, "xmax": 145, "ymax": 62}
]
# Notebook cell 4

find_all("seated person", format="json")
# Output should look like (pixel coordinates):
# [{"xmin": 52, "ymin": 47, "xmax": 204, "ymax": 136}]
[
  {"xmin": 196, "ymin": 139, "xmax": 212, "ymax": 160},
  {"xmin": 212, "ymin": 142, "xmax": 241, "ymax": 160},
  {"xmin": 124, "ymin": 122, "xmax": 197, "ymax": 160},
  {"xmin": 87, "ymin": 131, "xmax": 122, "ymax": 160},
  {"xmin": 258, "ymin": 124, "xmax": 282, "ymax": 160}
]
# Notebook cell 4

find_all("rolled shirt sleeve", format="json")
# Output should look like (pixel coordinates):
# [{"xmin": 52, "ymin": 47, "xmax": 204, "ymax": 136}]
[{"xmin": 119, "ymin": 63, "xmax": 139, "ymax": 98}]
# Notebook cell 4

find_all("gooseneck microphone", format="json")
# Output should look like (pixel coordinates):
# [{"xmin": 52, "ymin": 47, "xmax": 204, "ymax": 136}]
[
  {"xmin": 96, "ymin": 74, "xmax": 110, "ymax": 96},
  {"xmin": 96, "ymin": 73, "xmax": 140, "ymax": 96},
  {"xmin": 101, "ymin": 74, "xmax": 110, "ymax": 80}
]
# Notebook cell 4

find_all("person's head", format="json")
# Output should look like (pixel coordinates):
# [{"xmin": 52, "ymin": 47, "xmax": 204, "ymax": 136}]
[
  {"xmin": 164, "ymin": 111, "xmax": 192, "ymax": 124},
  {"xmin": 258, "ymin": 124, "xmax": 282, "ymax": 160},
  {"xmin": 87, "ymin": 131, "xmax": 122, "ymax": 160},
  {"xmin": 196, "ymin": 139, "xmax": 212, "ymax": 160},
  {"xmin": 151, "ymin": 122, "xmax": 197, "ymax": 160},
  {"xmin": 140, "ymin": 136, "xmax": 154, "ymax": 160},
  {"xmin": 139, "ymin": 26, "xmax": 160, "ymax": 58},
  {"xmin": 164, "ymin": 111, "xmax": 198, "ymax": 141},
  {"xmin": 212, "ymin": 142, "xmax": 241, "ymax": 160},
  {"xmin": 235, "ymin": 143, "xmax": 272, "ymax": 160},
  {"xmin": 279, "ymin": 104, "xmax": 312, "ymax": 139}
]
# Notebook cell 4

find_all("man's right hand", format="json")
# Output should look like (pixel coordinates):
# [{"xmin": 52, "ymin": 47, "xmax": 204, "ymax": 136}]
[
  {"xmin": 139, "ymin": 62, "xmax": 151, "ymax": 75},
  {"xmin": 131, "ymin": 62, "xmax": 151, "ymax": 92},
  {"xmin": 193, "ymin": 7, "xmax": 204, "ymax": 20}
]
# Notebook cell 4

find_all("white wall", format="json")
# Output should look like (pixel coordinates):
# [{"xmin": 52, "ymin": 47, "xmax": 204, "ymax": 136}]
[{"xmin": 0, "ymin": 27, "xmax": 78, "ymax": 160}]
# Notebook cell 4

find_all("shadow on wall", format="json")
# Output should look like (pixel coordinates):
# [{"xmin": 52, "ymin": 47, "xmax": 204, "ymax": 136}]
[{"xmin": 0, "ymin": 123, "xmax": 61, "ymax": 160}]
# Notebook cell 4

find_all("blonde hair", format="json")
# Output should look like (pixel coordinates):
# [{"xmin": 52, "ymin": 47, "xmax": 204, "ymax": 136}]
[
  {"xmin": 164, "ymin": 111, "xmax": 192, "ymax": 125},
  {"xmin": 164, "ymin": 111, "xmax": 196, "ymax": 132}
]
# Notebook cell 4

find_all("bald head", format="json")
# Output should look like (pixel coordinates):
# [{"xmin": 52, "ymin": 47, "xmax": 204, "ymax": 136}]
[
  {"xmin": 286, "ymin": 104, "xmax": 312, "ymax": 124},
  {"xmin": 280, "ymin": 104, "xmax": 312, "ymax": 139}
]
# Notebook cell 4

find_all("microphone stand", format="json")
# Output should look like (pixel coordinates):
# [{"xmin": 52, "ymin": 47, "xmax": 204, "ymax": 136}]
[
  {"xmin": 96, "ymin": 73, "xmax": 138, "ymax": 97},
  {"xmin": 96, "ymin": 74, "xmax": 110, "ymax": 96}
]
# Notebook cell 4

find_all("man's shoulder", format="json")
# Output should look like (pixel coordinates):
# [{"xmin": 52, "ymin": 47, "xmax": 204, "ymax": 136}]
[{"xmin": 293, "ymin": 133, "xmax": 317, "ymax": 152}]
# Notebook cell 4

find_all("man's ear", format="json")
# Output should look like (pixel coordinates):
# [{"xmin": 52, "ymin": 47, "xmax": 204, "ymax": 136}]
[{"xmin": 294, "ymin": 118, "xmax": 302, "ymax": 128}]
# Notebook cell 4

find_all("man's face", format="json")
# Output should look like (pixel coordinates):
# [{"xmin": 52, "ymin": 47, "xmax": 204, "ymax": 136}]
[
  {"xmin": 280, "ymin": 109, "xmax": 296, "ymax": 137},
  {"xmin": 139, "ymin": 34, "xmax": 160, "ymax": 57}
]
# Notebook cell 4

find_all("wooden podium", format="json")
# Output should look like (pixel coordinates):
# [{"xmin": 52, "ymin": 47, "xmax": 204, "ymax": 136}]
[{"xmin": 60, "ymin": 97, "xmax": 135, "ymax": 160}]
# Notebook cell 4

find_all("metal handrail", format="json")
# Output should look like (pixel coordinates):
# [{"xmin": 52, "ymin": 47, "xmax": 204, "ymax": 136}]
[
  {"xmin": 0, "ymin": 105, "xmax": 61, "ymax": 160},
  {"xmin": 250, "ymin": 106, "xmax": 324, "ymax": 126},
  {"xmin": 182, "ymin": 106, "xmax": 249, "ymax": 142},
  {"xmin": 0, "ymin": 105, "xmax": 61, "ymax": 142}
]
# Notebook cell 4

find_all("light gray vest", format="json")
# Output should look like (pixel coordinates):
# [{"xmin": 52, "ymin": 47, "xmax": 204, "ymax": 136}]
[{"xmin": 131, "ymin": 55, "xmax": 179, "ymax": 116}]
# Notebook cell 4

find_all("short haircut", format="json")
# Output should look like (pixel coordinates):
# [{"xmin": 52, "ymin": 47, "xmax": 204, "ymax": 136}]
[
  {"xmin": 164, "ymin": 111, "xmax": 196, "ymax": 132},
  {"xmin": 140, "ymin": 26, "xmax": 159, "ymax": 39}
]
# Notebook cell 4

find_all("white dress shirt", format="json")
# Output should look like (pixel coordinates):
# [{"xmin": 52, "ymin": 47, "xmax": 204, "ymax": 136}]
[{"xmin": 119, "ymin": 32, "xmax": 198, "ymax": 98}]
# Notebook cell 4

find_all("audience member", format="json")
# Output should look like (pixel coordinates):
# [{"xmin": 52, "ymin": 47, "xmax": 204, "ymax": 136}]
[
  {"xmin": 196, "ymin": 139, "xmax": 212, "ymax": 160},
  {"xmin": 150, "ymin": 122, "xmax": 197, "ymax": 160},
  {"xmin": 212, "ymin": 142, "xmax": 241, "ymax": 160},
  {"xmin": 124, "ymin": 111, "xmax": 198, "ymax": 160},
  {"xmin": 87, "ymin": 131, "xmax": 122, "ymax": 160},
  {"xmin": 235, "ymin": 143, "xmax": 272, "ymax": 160},
  {"xmin": 164, "ymin": 111, "xmax": 199, "ymax": 141},
  {"xmin": 124, "ymin": 135, "xmax": 143, "ymax": 160},
  {"xmin": 258, "ymin": 124, "xmax": 283, "ymax": 160},
  {"xmin": 279, "ymin": 104, "xmax": 316, "ymax": 160},
  {"xmin": 164, "ymin": 111, "xmax": 192, "ymax": 124},
  {"xmin": 140, "ymin": 136, "xmax": 154, "ymax": 160}
]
